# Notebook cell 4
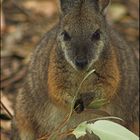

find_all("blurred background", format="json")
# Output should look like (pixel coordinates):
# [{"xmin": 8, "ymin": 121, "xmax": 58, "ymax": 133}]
[{"xmin": 0, "ymin": 0, "xmax": 139, "ymax": 140}]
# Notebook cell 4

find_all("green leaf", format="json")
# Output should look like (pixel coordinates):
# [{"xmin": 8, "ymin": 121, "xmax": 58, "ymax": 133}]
[
  {"xmin": 88, "ymin": 99, "xmax": 109, "ymax": 109},
  {"xmin": 72, "ymin": 120, "xmax": 139, "ymax": 140},
  {"xmin": 72, "ymin": 121, "xmax": 88, "ymax": 139},
  {"xmin": 90, "ymin": 120, "xmax": 139, "ymax": 140}
]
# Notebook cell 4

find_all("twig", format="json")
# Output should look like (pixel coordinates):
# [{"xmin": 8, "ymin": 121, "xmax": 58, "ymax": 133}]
[
  {"xmin": 67, "ymin": 69, "xmax": 96, "ymax": 121},
  {"xmin": 39, "ymin": 69, "xmax": 96, "ymax": 140},
  {"xmin": 87, "ymin": 116, "xmax": 124, "ymax": 123},
  {"xmin": 38, "ymin": 114, "xmax": 70, "ymax": 140},
  {"xmin": 39, "ymin": 105, "xmax": 82, "ymax": 139},
  {"xmin": 0, "ymin": 100, "xmax": 13, "ymax": 119},
  {"xmin": 58, "ymin": 129, "xmax": 74, "ymax": 140}
]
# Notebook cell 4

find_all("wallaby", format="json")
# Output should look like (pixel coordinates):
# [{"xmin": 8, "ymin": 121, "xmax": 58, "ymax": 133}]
[{"xmin": 12, "ymin": 0, "xmax": 139, "ymax": 140}]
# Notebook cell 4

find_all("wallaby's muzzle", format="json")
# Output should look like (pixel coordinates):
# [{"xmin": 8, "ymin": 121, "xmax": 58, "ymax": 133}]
[{"xmin": 75, "ymin": 56, "xmax": 88, "ymax": 70}]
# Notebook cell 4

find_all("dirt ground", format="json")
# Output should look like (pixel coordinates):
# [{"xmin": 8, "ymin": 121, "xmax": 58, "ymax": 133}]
[{"xmin": 0, "ymin": 0, "xmax": 139, "ymax": 140}]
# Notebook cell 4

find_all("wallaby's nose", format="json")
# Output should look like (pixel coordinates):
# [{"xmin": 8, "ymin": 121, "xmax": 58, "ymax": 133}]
[{"xmin": 75, "ymin": 57, "xmax": 88, "ymax": 70}]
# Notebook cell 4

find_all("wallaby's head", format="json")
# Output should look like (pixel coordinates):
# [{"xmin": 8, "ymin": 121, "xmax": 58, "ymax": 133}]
[{"xmin": 58, "ymin": 0, "xmax": 110, "ymax": 71}]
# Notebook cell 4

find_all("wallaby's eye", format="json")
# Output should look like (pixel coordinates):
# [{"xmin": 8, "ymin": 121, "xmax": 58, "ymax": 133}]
[
  {"xmin": 91, "ymin": 29, "xmax": 101, "ymax": 41},
  {"xmin": 61, "ymin": 31, "xmax": 71, "ymax": 41}
]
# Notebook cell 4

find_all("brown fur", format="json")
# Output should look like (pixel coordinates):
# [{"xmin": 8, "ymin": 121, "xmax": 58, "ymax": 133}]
[{"xmin": 12, "ymin": 0, "xmax": 139, "ymax": 140}]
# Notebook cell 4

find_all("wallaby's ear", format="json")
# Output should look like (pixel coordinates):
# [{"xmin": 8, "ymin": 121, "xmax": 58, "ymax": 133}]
[
  {"xmin": 59, "ymin": 0, "xmax": 110, "ymax": 15},
  {"xmin": 97, "ymin": 0, "xmax": 110, "ymax": 14},
  {"xmin": 59, "ymin": 0, "xmax": 72, "ymax": 14},
  {"xmin": 59, "ymin": 0, "xmax": 80, "ymax": 15},
  {"xmin": 59, "ymin": 0, "xmax": 67, "ymax": 14}
]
